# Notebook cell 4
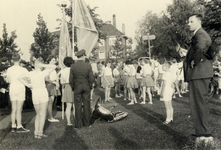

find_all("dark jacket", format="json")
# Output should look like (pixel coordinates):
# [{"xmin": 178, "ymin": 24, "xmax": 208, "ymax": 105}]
[
  {"xmin": 184, "ymin": 28, "xmax": 213, "ymax": 82},
  {"xmin": 69, "ymin": 60, "xmax": 94, "ymax": 90}
]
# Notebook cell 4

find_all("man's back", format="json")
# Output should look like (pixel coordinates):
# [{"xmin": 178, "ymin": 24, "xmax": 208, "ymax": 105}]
[{"xmin": 69, "ymin": 60, "xmax": 94, "ymax": 90}]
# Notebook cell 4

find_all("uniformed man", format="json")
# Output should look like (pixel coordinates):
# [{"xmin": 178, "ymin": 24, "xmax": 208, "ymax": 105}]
[{"xmin": 69, "ymin": 49, "xmax": 94, "ymax": 128}]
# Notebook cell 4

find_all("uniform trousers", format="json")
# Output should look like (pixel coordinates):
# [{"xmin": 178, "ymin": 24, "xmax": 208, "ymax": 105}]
[
  {"xmin": 189, "ymin": 78, "xmax": 212, "ymax": 137},
  {"xmin": 74, "ymin": 83, "xmax": 91, "ymax": 128}
]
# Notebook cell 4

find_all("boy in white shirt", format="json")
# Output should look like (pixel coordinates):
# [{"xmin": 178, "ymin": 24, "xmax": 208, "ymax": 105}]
[{"xmin": 7, "ymin": 53, "xmax": 30, "ymax": 133}]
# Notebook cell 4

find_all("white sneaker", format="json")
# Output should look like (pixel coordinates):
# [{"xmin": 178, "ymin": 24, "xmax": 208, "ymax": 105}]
[
  {"xmin": 115, "ymin": 95, "xmax": 121, "ymax": 98},
  {"xmin": 127, "ymin": 102, "xmax": 134, "ymax": 105},
  {"xmin": 48, "ymin": 118, "xmax": 59, "ymax": 122}
]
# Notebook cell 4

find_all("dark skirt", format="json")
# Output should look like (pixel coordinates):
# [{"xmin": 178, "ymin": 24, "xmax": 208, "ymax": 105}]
[
  {"xmin": 136, "ymin": 79, "xmax": 142, "ymax": 87},
  {"xmin": 127, "ymin": 76, "xmax": 138, "ymax": 89},
  {"xmin": 102, "ymin": 76, "xmax": 114, "ymax": 88},
  {"xmin": 123, "ymin": 75, "xmax": 129, "ymax": 87},
  {"xmin": 62, "ymin": 84, "xmax": 74, "ymax": 103},
  {"xmin": 46, "ymin": 82, "xmax": 61, "ymax": 97},
  {"xmin": 141, "ymin": 75, "xmax": 154, "ymax": 87}
]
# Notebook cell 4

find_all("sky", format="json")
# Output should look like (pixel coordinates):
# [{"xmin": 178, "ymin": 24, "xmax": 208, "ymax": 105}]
[{"xmin": 0, "ymin": 0, "xmax": 172, "ymax": 61}]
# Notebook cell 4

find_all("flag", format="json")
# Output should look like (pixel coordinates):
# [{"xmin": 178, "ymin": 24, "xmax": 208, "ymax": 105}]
[
  {"xmin": 73, "ymin": 0, "xmax": 98, "ymax": 57},
  {"xmin": 59, "ymin": 10, "xmax": 72, "ymax": 69}
]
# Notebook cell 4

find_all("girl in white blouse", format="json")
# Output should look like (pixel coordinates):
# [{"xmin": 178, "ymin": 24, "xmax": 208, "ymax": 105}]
[
  {"xmin": 59, "ymin": 57, "xmax": 75, "ymax": 126},
  {"xmin": 102, "ymin": 61, "xmax": 114, "ymax": 102},
  {"xmin": 126, "ymin": 60, "xmax": 138, "ymax": 105},
  {"xmin": 140, "ymin": 59, "xmax": 154, "ymax": 104},
  {"xmin": 122, "ymin": 62, "xmax": 131, "ymax": 101},
  {"xmin": 136, "ymin": 61, "xmax": 143, "ymax": 99}
]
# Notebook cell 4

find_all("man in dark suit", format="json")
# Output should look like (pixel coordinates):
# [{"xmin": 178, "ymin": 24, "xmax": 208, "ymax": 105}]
[
  {"xmin": 69, "ymin": 49, "xmax": 94, "ymax": 128},
  {"xmin": 184, "ymin": 14, "xmax": 214, "ymax": 146}
]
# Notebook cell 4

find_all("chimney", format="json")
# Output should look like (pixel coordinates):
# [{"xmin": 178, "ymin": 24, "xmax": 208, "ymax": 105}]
[
  {"xmin": 113, "ymin": 14, "xmax": 116, "ymax": 28},
  {"xmin": 122, "ymin": 23, "xmax": 125, "ymax": 35}
]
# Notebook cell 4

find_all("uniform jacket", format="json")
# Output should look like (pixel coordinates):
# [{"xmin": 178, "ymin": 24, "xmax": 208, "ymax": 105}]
[
  {"xmin": 184, "ymin": 28, "xmax": 213, "ymax": 82},
  {"xmin": 69, "ymin": 60, "xmax": 94, "ymax": 90}
]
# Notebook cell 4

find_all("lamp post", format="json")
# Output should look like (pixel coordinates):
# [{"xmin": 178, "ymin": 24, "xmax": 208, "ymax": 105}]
[{"xmin": 147, "ymin": 32, "xmax": 151, "ymax": 60}]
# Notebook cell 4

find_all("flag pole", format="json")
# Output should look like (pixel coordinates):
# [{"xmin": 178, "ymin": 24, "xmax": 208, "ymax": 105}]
[{"xmin": 61, "ymin": 3, "xmax": 66, "ymax": 120}]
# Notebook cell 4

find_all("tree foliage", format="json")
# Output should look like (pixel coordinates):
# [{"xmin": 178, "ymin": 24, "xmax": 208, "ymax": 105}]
[
  {"xmin": 134, "ymin": 0, "xmax": 217, "ymax": 61},
  {"xmin": 30, "ymin": 14, "xmax": 58, "ymax": 62},
  {"xmin": 199, "ymin": 0, "xmax": 221, "ymax": 44},
  {"xmin": 112, "ymin": 35, "xmax": 124, "ymax": 60},
  {"xmin": 0, "ymin": 24, "xmax": 18, "ymax": 60}
]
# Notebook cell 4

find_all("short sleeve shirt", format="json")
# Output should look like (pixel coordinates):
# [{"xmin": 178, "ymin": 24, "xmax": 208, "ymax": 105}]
[
  {"xmin": 49, "ymin": 70, "xmax": 57, "ymax": 81},
  {"xmin": 104, "ymin": 67, "xmax": 112, "ymax": 76},
  {"xmin": 7, "ymin": 66, "xmax": 28, "ymax": 88},
  {"xmin": 27, "ymin": 70, "xmax": 49, "ymax": 89},
  {"xmin": 60, "ymin": 67, "xmax": 70, "ymax": 84}
]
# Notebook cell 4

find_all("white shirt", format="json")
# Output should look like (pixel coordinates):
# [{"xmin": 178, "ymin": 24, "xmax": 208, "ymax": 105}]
[
  {"xmin": 103, "ymin": 67, "xmax": 112, "ymax": 76},
  {"xmin": 128, "ymin": 65, "xmax": 136, "ymax": 76},
  {"xmin": 7, "ymin": 66, "xmax": 28, "ymax": 88},
  {"xmin": 49, "ymin": 70, "xmax": 57, "ymax": 81},
  {"xmin": 158, "ymin": 64, "xmax": 165, "ymax": 74},
  {"xmin": 193, "ymin": 27, "xmax": 201, "ymax": 35},
  {"xmin": 60, "ymin": 67, "xmax": 71, "ymax": 84},
  {"xmin": 123, "ymin": 65, "xmax": 130, "ymax": 75},
  {"xmin": 27, "ymin": 70, "xmax": 49, "ymax": 89},
  {"xmin": 91, "ymin": 63, "xmax": 98, "ymax": 73},
  {"xmin": 169, "ymin": 63, "xmax": 179, "ymax": 81},
  {"xmin": 113, "ymin": 68, "xmax": 119, "ymax": 77},
  {"xmin": 142, "ymin": 64, "xmax": 152, "ymax": 76}
]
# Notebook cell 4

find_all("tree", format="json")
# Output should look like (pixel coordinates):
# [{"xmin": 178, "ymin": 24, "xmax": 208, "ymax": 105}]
[
  {"xmin": 199, "ymin": 0, "xmax": 221, "ymax": 43},
  {"xmin": 125, "ymin": 38, "xmax": 134, "ymax": 59},
  {"xmin": 0, "ymin": 24, "xmax": 18, "ymax": 60},
  {"xmin": 112, "ymin": 35, "xmax": 124, "ymax": 61},
  {"xmin": 30, "ymin": 14, "xmax": 58, "ymax": 62},
  {"xmin": 135, "ymin": 0, "xmax": 201, "ymax": 61}
]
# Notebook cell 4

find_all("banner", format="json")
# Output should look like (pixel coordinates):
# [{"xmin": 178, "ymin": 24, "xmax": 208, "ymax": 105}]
[
  {"xmin": 59, "ymin": 10, "xmax": 72, "ymax": 69},
  {"xmin": 73, "ymin": 0, "xmax": 98, "ymax": 57}
]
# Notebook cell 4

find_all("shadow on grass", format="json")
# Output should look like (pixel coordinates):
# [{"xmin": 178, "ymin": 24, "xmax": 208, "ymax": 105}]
[
  {"xmin": 109, "ymin": 127, "xmax": 142, "ymax": 149},
  {"xmin": 0, "ymin": 128, "xmax": 11, "ymax": 144},
  {"xmin": 0, "ymin": 111, "xmax": 35, "ymax": 144},
  {"xmin": 43, "ymin": 108, "xmax": 59, "ymax": 132},
  {"xmin": 173, "ymin": 98, "xmax": 221, "ymax": 116},
  {"xmin": 120, "ymin": 101, "xmax": 191, "ymax": 149},
  {"xmin": 53, "ymin": 126, "xmax": 88, "ymax": 150}
]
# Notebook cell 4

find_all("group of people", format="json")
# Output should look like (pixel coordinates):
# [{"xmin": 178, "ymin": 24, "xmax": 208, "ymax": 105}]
[
  {"xmin": 94, "ymin": 57, "xmax": 188, "ymax": 125},
  {"xmin": 0, "ymin": 13, "xmax": 215, "ymax": 147},
  {"xmin": 0, "ymin": 49, "xmax": 95, "ymax": 138}
]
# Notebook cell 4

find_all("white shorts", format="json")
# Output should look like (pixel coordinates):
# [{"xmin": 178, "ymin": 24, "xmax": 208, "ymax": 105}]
[
  {"xmin": 9, "ymin": 85, "xmax": 25, "ymax": 101},
  {"xmin": 32, "ymin": 88, "xmax": 49, "ymax": 105}
]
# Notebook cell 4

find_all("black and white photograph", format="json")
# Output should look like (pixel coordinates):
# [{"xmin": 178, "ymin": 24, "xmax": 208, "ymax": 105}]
[{"xmin": 0, "ymin": 0, "xmax": 221, "ymax": 149}]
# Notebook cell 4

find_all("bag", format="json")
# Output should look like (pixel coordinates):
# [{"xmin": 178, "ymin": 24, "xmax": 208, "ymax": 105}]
[{"xmin": 204, "ymin": 42, "xmax": 218, "ymax": 60}]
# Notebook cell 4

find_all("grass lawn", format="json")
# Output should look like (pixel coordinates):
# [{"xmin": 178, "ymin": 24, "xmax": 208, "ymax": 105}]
[{"xmin": 0, "ymin": 88, "xmax": 221, "ymax": 150}]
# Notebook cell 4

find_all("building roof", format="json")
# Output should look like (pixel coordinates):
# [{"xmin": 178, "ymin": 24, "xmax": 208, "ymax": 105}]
[
  {"xmin": 51, "ymin": 30, "xmax": 60, "ymax": 36},
  {"xmin": 51, "ymin": 23, "xmax": 128, "ymax": 39},
  {"xmin": 102, "ymin": 23, "xmax": 123, "ymax": 37}
]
